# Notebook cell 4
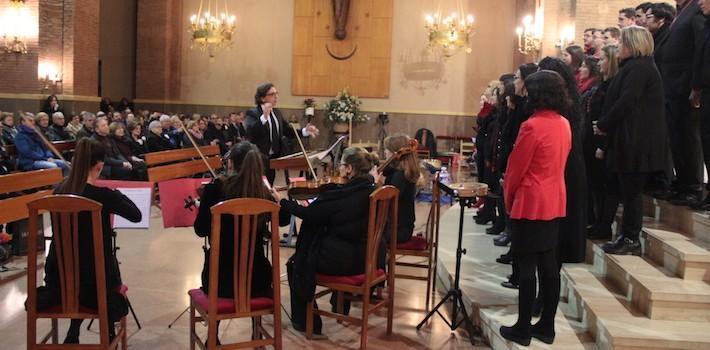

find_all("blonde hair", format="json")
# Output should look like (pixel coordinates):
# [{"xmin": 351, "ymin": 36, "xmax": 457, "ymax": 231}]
[
  {"xmin": 601, "ymin": 45, "xmax": 620, "ymax": 81},
  {"xmin": 620, "ymin": 26, "xmax": 654, "ymax": 58},
  {"xmin": 34, "ymin": 112, "xmax": 49, "ymax": 123}
]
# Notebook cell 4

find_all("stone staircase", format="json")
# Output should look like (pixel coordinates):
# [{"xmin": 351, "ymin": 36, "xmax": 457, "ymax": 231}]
[{"xmin": 561, "ymin": 196, "xmax": 710, "ymax": 349}]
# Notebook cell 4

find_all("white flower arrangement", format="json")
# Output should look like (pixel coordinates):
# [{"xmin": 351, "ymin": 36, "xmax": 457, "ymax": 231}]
[{"xmin": 323, "ymin": 89, "xmax": 369, "ymax": 124}]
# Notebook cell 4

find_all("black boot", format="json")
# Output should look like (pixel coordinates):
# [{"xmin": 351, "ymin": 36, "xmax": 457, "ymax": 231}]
[
  {"xmin": 530, "ymin": 322, "xmax": 555, "ymax": 344},
  {"xmin": 500, "ymin": 325, "xmax": 531, "ymax": 346}
]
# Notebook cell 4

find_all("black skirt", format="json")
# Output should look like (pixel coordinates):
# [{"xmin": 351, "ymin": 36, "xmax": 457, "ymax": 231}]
[{"xmin": 510, "ymin": 218, "xmax": 561, "ymax": 254}]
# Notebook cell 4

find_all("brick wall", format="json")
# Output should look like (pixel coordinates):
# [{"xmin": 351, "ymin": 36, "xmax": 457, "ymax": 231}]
[
  {"xmin": 135, "ymin": 0, "xmax": 182, "ymax": 101},
  {"xmin": 72, "ymin": 0, "xmax": 99, "ymax": 96}
]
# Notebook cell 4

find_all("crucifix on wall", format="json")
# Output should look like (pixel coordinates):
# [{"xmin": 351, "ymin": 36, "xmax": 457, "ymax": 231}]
[{"xmin": 327, "ymin": 0, "xmax": 357, "ymax": 60}]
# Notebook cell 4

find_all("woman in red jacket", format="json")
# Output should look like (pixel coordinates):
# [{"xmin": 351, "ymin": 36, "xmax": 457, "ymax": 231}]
[{"xmin": 500, "ymin": 70, "xmax": 572, "ymax": 346}]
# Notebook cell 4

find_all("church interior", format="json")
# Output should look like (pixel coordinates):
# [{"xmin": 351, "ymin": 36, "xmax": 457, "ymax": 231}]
[{"xmin": 1, "ymin": 0, "xmax": 709, "ymax": 349}]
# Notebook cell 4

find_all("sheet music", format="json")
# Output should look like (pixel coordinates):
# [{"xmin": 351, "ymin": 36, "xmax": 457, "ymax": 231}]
[{"xmin": 114, "ymin": 188, "xmax": 152, "ymax": 229}]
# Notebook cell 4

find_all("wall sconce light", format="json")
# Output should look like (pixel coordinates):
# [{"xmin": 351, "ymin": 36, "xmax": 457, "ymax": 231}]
[
  {"xmin": 1, "ymin": 0, "xmax": 35, "ymax": 54},
  {"xmin": 515, "ymin": 15, "xmax": 542, "ymax": 56},
  {"xmin": 38, "ymin": 61, "xmax": 62, "ymax": 93},
  {"xmin": 555, "ymin": 25, "xmax": 576, "ymax": 49}
]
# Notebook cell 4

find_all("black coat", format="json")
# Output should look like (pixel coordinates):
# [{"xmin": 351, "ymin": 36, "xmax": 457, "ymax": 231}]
[
  {"xmin": 383, "ymin": 167, "xmax": 416, "ymax": 243},
  {"xmin": 652, "ymin": 23, "xmax": 671, "ymax": 67},
  {"xmin": 655, "ymin": 1, "xmax": 705, "ymax": 100},
  {"xmin": 583, "ymin": 80, "xmax": 611, "ymax": 190},
  {"xmin": 47, "ymin": 124, "xmax": 74, "ymax": 141},
  {"xmin": 692, "ymin": 17, "xmax": 710, "ymax": 91},
  {"xmin": 75, "ymin": 126, "xmax": 94, "ymax": 141},
  {"xmin": 225, "ymin": 122, "xmax": 246, "ymax": 144},
  {"xmin": 598, "ymin": 56, "xmax": 668, "ymax": 173},
  {"xmin": 194, "ymin": 179, "xmax": 273, "ymax": 298},
  {"xmin": 43, "ymin": 184, "xmax": 141, "ymax": 319},
  {"xmin": 245, "ymin": 106, "xmax": 297, "ymax": 157},
  {"xmin": 146, "ymin": 131, "xmax": 174, "ymax": 153},
  {"xmin": 1, "ymin": 123, "xmax": 17, "ymax": 145}
]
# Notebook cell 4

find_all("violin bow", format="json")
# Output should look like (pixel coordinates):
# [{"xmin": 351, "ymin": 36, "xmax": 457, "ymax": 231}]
[
  {"xmin": 181, "ymin": 125, "xmax": 218, "ymax": 179},
  {"xmin": 291, "ymin": 124, "xmax": 319, "ymax": 182}
]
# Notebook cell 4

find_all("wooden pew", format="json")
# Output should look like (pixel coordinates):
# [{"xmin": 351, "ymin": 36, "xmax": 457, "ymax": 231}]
[
  {"xmin": 5, "ymin": 140, "xmax": 76, "ymax": 158},
  {"xmin": 0, "ymin": 168, "xmax": 63, "ymax": 225},
  {"xmin": 143, "ymin": 144, "xmax": 222, "ymax": 183}
]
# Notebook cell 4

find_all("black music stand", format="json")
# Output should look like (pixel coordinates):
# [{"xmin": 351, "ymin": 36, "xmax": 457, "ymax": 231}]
[{"xmin": 416, "ymin": 180, "xmax": 482, "ymax": 345}]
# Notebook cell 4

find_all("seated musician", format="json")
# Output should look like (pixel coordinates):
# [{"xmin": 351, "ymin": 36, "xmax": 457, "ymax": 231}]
[
  {"xmin": 14, "ymin": 114, "xmax": 70, "ymax": 176},
  {"xmin": 271, "ymin": 147, "xmax": 378, "ymax": 336},
  {"xmin": 37, "ymin": 138, "xmax": 141, "ymax": 343},
  {"xmin": 193, "ymin": 141, "xmax": 275, "ymax": 344},
  {"xmin": 379, "ymin": 134, "xmax": 420, "ymax": 243}
]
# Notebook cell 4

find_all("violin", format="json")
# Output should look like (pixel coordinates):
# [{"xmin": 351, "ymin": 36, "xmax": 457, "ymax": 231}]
[{"xmin": 376, "ymin": 138, "xmax": 418, "ymax": 174}]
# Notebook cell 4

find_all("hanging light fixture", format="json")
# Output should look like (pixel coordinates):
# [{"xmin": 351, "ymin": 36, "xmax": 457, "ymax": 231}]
[
  {"xmin": 188, "ymin": 0, "xmax": 237, "ymax": 58},
  {"xmin": 515, "ymin": 14, "xmax": 543, "ymax": 56},
  {"xmin": 1, "ymin": 0, "xmax": 34, "ymax": 54},
  {"xmin": 424, "ymin": 0, "xmax": 475, "ymax": 58}
]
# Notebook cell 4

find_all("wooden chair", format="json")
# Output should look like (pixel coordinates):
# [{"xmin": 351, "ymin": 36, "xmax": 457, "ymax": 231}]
[
  {"xmin": 306, "ymin": 186, "xmax": 399, "ymax": 350},
  {"xmin": 26, "ymin": 195, "xmax": 127, "ymax": 350},
  {"xmin": 188, "ymin": 198, "xmax": 282, "ymax": 350},
  {"xmin": 394, "ymin": 173, "xmax": 441, "ymax": 311}
]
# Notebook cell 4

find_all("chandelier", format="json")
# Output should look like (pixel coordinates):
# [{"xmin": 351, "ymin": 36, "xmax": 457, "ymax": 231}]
[
  {"xmin": 515, "ymin": 15, "xmax": 542, "ymax": 56},
  {"xmin": 1, "ymin": 0, "xmax": 33, "ymax": 54},
  {"xmin": 188, "ymin": 0, "xmax": 236, "ymax": 58},
  {"xmin": 424, "ymin": 1, "xmax": 475, "ymax": 58}
]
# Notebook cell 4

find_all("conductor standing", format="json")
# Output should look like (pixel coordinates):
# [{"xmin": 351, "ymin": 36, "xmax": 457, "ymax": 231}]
[{"xmin": 245, "ymin": 83, "xmax": 319, "ymax": 184}]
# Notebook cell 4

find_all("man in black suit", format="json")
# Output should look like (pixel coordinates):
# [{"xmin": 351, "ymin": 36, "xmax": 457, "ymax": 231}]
[
  {"xmin": 692, "ymin": 0, "xmax": 710, "ymax": 209},
  {"xmin": 224, "ymin": 111, "xmax": 247, "ymax": 148},
  {"xmin": 245, "ymin": 83, "xmax": 319, "ymax": 184},
  {"xmin": 655, "ymin": 0, "xmax": 706, "ymax": 206}
]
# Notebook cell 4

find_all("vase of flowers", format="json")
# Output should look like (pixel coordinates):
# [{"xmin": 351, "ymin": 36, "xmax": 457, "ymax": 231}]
[
  {"xmin": 303, "ymin": 98, "xmax": 316, "ymax": 117},
  {"xmin": 324, "ymin": 89, "xmax": 369, "ymax": 133}
]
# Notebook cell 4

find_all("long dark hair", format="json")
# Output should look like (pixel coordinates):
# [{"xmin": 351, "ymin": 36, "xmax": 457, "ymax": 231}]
[
  {"xmin": 56, "ymin": 138, "xmax": 105, "ymax": 194},
  {"xmin": 223, "ymin": 142, "xmax": 268, "ymax": 200},
  {"xmin": 565, "ymin": 45, "xmax": 585, "ymax": 71}
]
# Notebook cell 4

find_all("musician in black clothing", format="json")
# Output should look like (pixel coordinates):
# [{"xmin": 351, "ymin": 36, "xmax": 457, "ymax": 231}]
[
  {"xmin": 39, "ymin": 138, "xmax": 141, "ymax": 343},
  {"xmin": 379, "ymin": 134, "xmax": 419, "ymax": 243},
  {"xmin": 272, "ymin": 147, "xmax": 378, "ymax": 336},
  {"xmin": 245, "ymin": 83, "xmax": 319, "ymax": 184},
  {"xmin": 193, "ymin": 141, "xmax": 276, "ymax": 345}
]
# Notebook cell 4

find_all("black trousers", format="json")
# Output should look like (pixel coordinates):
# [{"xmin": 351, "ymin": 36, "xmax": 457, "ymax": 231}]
[
  {"xmin": 666, "ymin": 96, "xmax": 703, "ymax": 193},
  {"xmin": 700, "ymin": 93, "xmax": 710, "ymax": 190},
  {"xmin": 617, "ymin": 172, "xmax": 647, "ymax": 240}
]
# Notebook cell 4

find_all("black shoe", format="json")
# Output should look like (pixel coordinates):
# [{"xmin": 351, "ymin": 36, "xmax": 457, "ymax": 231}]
[
  {"xmin": 690, "ymin": 195, "xmax": 710, "ymax": 210},
  {"xmin": 496, "ymin": 254, "xmax": 513, "ymax": 265},
  {"xmin": 602, "ymin": 236, "xmax": 641, "ymax": 255},
  {"xmin": 475, "ymin": 217, "xmax": 494, "ymax": 225},
  {"xmin": 494, "ymin": 233, "xmax": 511, "ymax": 246},
  {"xmin": 501, "ymin": 281, "xmax": 519, "ymax": 289},
  {"xmin": 587, "ymin": 226, "xmax": 612, "ymax": 240},
  {"xmin": 486, "ymin": 225, "xmax": 504, "ymax": 235},
  {"xmin": 668, "ymin": 192, "xmax": 701, "ymax": 206},
  {"xmin": 530, "ymin": 323, "xmax": 555, "ymax": 344},
  {"xmin": 500, "ymin": 325, "xmax": 531, "ymax": 346}
]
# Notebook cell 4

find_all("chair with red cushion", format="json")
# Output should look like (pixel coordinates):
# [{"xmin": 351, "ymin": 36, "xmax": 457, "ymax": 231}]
[
  {"xmin": 188, "ymin": 198, "xmax": 282, "ymax": 350},
  {"xmin": 305, "ymin": 186, "xmax": 399, "ymax": 350},
  {"xmin": 26, "ymin": 195, "xmax": 128, "ymax": 350},
  {"xmin": 394, "ymin": 173, "xmax": 441, "ymax": 310}
]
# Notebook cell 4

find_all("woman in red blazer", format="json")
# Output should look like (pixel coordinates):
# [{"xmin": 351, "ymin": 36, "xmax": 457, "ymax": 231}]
[{"xmin": 500, "ymin": 70, "xmax": 572, "ymax": 346}]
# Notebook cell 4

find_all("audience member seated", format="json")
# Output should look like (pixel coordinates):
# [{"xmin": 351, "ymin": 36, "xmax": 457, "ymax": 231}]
[
  {"xmin": 273, "ymin": 147, "xmax": 377, "ymax": 336},
  {"xmin": 47, "ymin": 112, "xmax": 74, "ymax": 141},
  {"xmin": 39, "ymin": 138, "xmax": 141, "ymax": 343},
  {"xmin": 224, "ymin": 111, "xmax": 247, "ymax": 147},
  {"xmin": 100, "ymin": 97, "xmax": 114, "ymax": 114},
  {"xmin": 379, "ymin": 134, "xmax": 420, "ymax": 243},
  {"xmin": 35, "ymin": 112, "xmax": 51, "ymax": 137},
  {"xmin": 75, "ymin": 112, "xmax": 96, "ymax": 140},
  {"xmin": 65, "ymin": 113, "xmax": 82, "ymax": 136},
  {"xmin": 126, "ymin": 121, "xmax": 147, "ymax": 156},
  {"xmin": 110, "ymin": 122, "xmax": 147, "ymax": 180},
  {"xmin": 42, "ymin": 94, "xmax": 64, "ymax": 116},
  {"xmin": 14, "ymin": 115, "xmax": 69, "ymax": 176},
  {"xmin": 146, "ymin": 120, "xmax": 174, "ymax": 153},
  {"xmin": 117, "ymin": 97, "xmax": 134, "ymax": 112},
  {"xmin": 92, "ymin": 117, "xmax": 133, "ymax": 180},
  {"xmin": 0, "ymin": 137, "xmax": 13, "ymax": 174},
  {"xmin": 1, "ymin": 112, "xmax": 17, "ymax": 145},
  {"xmin": 182, "ymin": 120, "xmax": 208, "ymax": 147},
  {"xmin": 193, "ymin": 141, "xmax": 275, "ymax": 345},
  {"xmin": 111, "ymin": 112, "xmax": 123, "ymax": 124},
  {"xmin": 204, "ymin": 114, "xmax": 226, "ymax": 152},
  {"xmin": 169, "ymin": 115, "xmax": 185, "ymax": 148}
]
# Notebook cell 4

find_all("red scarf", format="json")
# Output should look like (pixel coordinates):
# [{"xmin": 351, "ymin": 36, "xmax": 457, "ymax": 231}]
[{"xmin": 577, "ymin": 76, "xmax": 597, "ymax": 94}]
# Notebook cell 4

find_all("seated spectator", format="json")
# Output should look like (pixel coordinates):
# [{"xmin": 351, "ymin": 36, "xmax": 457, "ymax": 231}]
[
  {"xmin": 35, "ymin": 112, "xmax": 51, "ymax": 137},
  {"xmin": 224, "ymin": 111, "xmax": 247, "ymax": 147},
  {"xmin": 65, "ymin": 113, "xmax": 82, "ymax": 136},
  {"xmin": 1, "ymin": 112, "xmax": 17, "ymax": 145},
  {"xmin": 14, "ymin": 115, "xmax": 69, "ymax": 176},
  {"xmin": 42, "ymin": 94, "xmax": 64, "ymax": 116},
  {"xmin": 146, "ymin": 120, "xmax": 174, "ymax": 152},
  {"xmin": 92, "ymin": 117, "xmax": 132, "ymax": 180},
  {"xmin": 0, "ymin": 136, "xmax": 14, "ymax": 174},
  {"xmin": 100, "ymin": 97, "xmax": 114, "ymax": 114},
  {"xmin": 117, "ymin": 97, "xmax": 134, "ymax": 112},
  {"xmin": 603, "ymin": 27, "xmax": 621, "ymax": 46},
  {"xmin": 47, "ymin": 112, "xmax": 74, "ymax": 141},
  {"xmin": 204, "ymin": 113, "xmax": 226, "ymax": 152},
  {"xmin": 111, "ymin": 112, "xmax": 123, "ymax": 124},
  {"xmin": 169, "ymin": 115, "xmax": 184, "ymax": 148},
  {"xmin": 110, "ymin": 122, "xmax": 147, "ymax": 180},
  {"xmin": 75, "ymin": 112, "xmax": 96, "ymax": 140},
  {"xmin": 127, "ymin": 121, "xmax": 147, "ymax": 156},
  {"xmin": 183, "ymin": 120, "xmax": 208, "ymax": 148}
]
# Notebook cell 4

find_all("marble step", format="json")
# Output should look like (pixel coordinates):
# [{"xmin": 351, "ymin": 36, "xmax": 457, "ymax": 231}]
[
  {"xmin": 642, "ymin": 227, "xmax": 710, "ymax": 281},
  {"xmin": 642, "ymin": 195, "xmax": 710, "ymax": 243},
  {"xmin": 562, "ymin": 265, "xmax": 710, "ymax": 350},
  {"xmin": 605, "ymin": 255, "xmax": 710, "ymax": 322}
]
